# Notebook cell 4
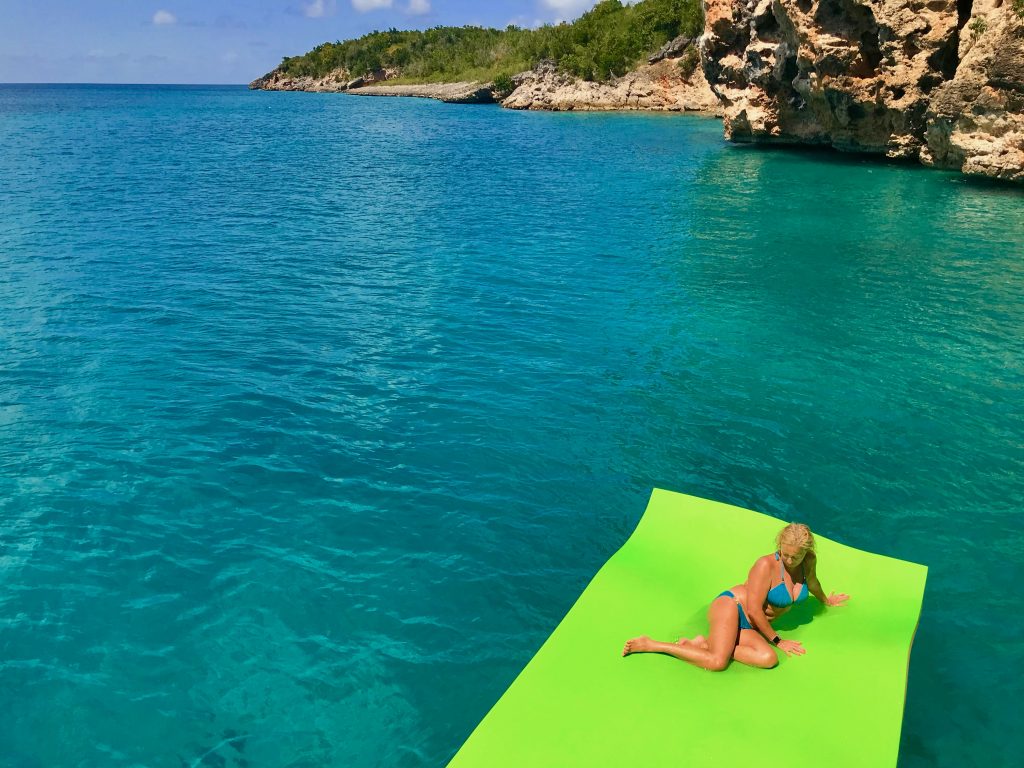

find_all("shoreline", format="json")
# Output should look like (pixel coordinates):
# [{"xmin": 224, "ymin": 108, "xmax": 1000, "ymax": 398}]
[
  {"xmin": 344, "ymin": 82, "xmax": 496, "ymax": 105},
  {"xmin": 252, "ymin": 57, "xmax": 724, "ymax": 118}
]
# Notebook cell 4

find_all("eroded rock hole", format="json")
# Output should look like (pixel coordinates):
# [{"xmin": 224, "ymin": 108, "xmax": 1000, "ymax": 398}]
[
  {"xmin": 928, "ymin": 29, "xmax": 960, "ymax": 81},
  {"xmin": 958, "ymin": 0, "xmax": 973, "ymax": 29}
]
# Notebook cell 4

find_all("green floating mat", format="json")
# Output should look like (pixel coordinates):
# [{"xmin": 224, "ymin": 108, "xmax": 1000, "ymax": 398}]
[{"xmin": 449, "ymin": 489, "xmax": 927, "ymax": 768}]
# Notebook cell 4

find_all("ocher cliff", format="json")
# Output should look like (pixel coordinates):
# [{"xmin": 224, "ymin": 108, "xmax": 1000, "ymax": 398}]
[
  {"xmin": 700, "ymin": 0, "xmax": 1024, "ymax": 182},
  {"xmin": 922, "ymin": 1, "xmax": 1024, "ymax": 182}
]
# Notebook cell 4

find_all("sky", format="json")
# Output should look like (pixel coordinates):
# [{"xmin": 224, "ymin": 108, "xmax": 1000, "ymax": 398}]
[{"xmin": 0, "ymin": 1, "xmax": 605, "ymax": 84}]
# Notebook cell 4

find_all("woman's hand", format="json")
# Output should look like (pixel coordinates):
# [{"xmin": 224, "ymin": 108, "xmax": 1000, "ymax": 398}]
[
  {"xmin": 825, "ymin": 592, "xmax": 850, "ymax": 607},
  {"xmin": 777, "ymin": 639, "xmax": 805, "ymax": 656}
]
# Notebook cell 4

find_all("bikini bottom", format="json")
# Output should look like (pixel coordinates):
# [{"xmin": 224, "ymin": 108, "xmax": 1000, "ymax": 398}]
[{"xmin": 716, "ymin": 590, "xmax": 753, "ymax": 630}]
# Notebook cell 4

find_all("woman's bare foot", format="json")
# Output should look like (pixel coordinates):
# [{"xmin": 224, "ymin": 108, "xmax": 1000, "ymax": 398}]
[{"xmin": 622, "ymin": 636, "xmax": 655, "ymax": 656}]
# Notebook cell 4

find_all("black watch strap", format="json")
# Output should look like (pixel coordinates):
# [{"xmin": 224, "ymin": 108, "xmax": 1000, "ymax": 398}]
[{"xmin": 771, "ymin": 635, "xmax": 781, "ymax": 645}]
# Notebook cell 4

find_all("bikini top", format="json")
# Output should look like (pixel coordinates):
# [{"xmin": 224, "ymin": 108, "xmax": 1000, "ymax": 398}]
[{"xmin": 765, "ymin": 552, "xmax": 809, "ymax": 607}]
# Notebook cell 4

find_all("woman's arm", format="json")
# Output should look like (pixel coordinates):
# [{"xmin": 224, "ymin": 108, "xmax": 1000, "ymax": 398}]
[
  {"xmin": 805, "ymin": 552, "xmax": 849, "ymax": 607},
  {"xmin": 745, "ymin": 557, "xmax": 804, "ymax": 656}
]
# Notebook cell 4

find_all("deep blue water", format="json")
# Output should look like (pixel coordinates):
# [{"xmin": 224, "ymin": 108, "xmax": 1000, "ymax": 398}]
[{"xmin": 0, "ymin": 84, "xmax": 1022, "ymax": 767}]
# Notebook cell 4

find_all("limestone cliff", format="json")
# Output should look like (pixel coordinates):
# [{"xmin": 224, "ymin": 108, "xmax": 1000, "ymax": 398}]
[
  {"xmin": 501, "ymin": 56, "xmax": 722, "ymax": 114},
  {"xmin": 249, "ymin": 67, "xmax": 395, "ymax": 93},
  {"xmin": 922, "ymin": 2, "xmax": 1024, "ymax": 182},
  {"xmin": 700, "ymin": 0, "xmax": 1024, "ymax": 182}
]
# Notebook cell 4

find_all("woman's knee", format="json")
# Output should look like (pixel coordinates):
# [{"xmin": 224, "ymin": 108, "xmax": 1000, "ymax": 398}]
[
  {"xmin": 706, "ymin": 655, "xmax": 730, "ymax": 672},
  {"xmin": 756, "ymin": 650, "xmax": 779, "ymax": 669}
]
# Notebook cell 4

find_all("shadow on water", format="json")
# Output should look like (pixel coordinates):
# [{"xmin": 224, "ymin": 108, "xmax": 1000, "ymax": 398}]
[
  {"xmin": 726, "ymin": 140, "xmax": 1024, "ymax": 192},
  {"xmin": 727, "ymin": 140, "xmax": 921, "ymax": 171}
]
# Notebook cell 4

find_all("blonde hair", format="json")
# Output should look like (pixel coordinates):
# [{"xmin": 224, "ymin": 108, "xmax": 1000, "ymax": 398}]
[{"xmin": 776, "ymin": 523, "xmax": 815, "ymax": 554}]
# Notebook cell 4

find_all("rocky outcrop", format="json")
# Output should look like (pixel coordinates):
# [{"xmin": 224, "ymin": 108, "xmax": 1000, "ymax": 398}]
[
  {"xmin": 921, "ymin": 2, "xmax": 1024, "ymax": 182},
  {"xmin": 700, "ymin": 0, "xmax": 1024, "ymax": 182},
  {"xmin": 249, "ymin": 67, "xmax": 352, "ymax": 92},
  {"xmin": 701, "ymin": 0, "xmax": 960, "ymax": 155},
  {"xmin": 249, "ymin": 67, "xmax": 397, "ymax": 92},
  {"xmin": 501, "ymin": 56, "xmax": 722, "ymax": 114},
  {"xmin": 346, "ymin": 82, "xmax": 497, "ymax": 104},
  {"xmin": 649, "ymin": 34, "xmax": 696, "ymax": 63}
]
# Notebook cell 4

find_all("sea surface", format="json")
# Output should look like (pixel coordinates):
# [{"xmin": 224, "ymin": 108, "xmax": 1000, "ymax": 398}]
[{"xmin": 0, "ymin": 84, "xmax": 1022, "ymax": 767}]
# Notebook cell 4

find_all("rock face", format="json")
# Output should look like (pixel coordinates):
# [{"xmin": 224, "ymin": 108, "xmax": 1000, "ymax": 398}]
[
  {"xmin": 501, "ymin": 56, "xmax": 722, "ymax": 114},
  {"xmin": 249, "ymin": 67, "xmax": 397, "ymax": 92},
  {"xmin": 346, "ymin": 82, "xmax": 497, "ymax": 104},
  {"xmin": 922, "ymin": 2, "xmax": 1024, "ymax": 182},
  {"xmin": 249, "ymin": 67, "xmax": 352, "ymax": 92},
  {"xmin": 649, "ymin": 34, "xmax": 696, "ymax": 63},
  {"xmin": 701, "ymin": 0, "xmax": 1024, "ymax": 182}
]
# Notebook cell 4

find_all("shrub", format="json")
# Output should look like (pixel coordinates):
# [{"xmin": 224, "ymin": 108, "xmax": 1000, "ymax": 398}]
[
  {"xmin": 492, "ymin": 72, "xmax": 515, "ymax": 97},
  {"xmin": 678, "ymin": 46, "xmax": 699, "ymax": 79},
  {"xmin": 968, "ymin": 15, "xmax": 988, "ymax": 42}
]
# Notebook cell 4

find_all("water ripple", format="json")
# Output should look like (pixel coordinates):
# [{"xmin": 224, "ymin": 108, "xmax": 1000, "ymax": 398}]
[{"xmin": 0, "ymin": 85, "xmax": 1022, "ymax": 767}]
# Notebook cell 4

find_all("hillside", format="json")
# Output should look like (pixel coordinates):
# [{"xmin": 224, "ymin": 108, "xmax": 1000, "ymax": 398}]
[{"xmin": 260, "ymin": 0, "xmax": 702, "ymax": 85}]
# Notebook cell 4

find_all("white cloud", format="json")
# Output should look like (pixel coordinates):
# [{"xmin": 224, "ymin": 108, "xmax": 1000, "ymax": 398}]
[
  {"xmin": 351, "ymin": 0, "xmax": 393, "ymax": 11},
  {"xmin": 303, "ymin": 0, "xmax": 336, "ymax": 17},
  {"xmin": 540, "ymin": 0, "xmax": 592, "ymax": 12},
  {"xmin": 538, "ymin": 1, "xmax": 640, "ymax": 22},
  {"xmin": 152, "ymin": 10, "xmax": 177, "ymax": 25},
  {"xmin": 405, "ymin": 0, "xmax": 429, "ymax": 14}
]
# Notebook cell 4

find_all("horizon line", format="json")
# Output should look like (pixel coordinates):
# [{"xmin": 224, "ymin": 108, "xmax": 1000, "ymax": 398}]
[{"xmin": 0, "ymin": 81, "xmax": 249, "ymax": 87}]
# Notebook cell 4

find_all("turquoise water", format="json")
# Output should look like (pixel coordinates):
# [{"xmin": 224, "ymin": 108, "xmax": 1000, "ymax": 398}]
[{"xmin": 0, "ymin": 84, "xmax": 1021, "ymax": 767}]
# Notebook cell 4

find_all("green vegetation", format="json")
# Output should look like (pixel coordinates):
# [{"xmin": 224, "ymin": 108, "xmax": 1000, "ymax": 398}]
[
  {"xmin": 968, "ymin": 15, "xmax": 988, "ymax": 42},
  {"xmin": 277, "ymin": 0, "xmax": 702, "ymax": 84},
  {"xmin": 677, "ymin": 46, "xmax": 699, "ymax": 79},
  {"xmin": 1013, "ymin": 0, "xmax": 1024, "ymax": 18},
  {"xmin": 491, "ymin": 72, "xmax": 516, "ymax": 99}
]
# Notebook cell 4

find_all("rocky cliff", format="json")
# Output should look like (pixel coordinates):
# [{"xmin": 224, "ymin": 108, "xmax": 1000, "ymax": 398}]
[
  {"xmin": 249, "ymin": 37, "xmax": 721, "ymax": 114},
  {"xmin": 249, "ymin": 67, "xmax": 396, "ymax": 93},
  {"xmin": 502, "ymin": 55, "xmax": 722, "ymax": 113},
  {"xmin": 922, "ymin": 1, "xmax": 1024, "ymax": 182},
  {"xmin": 700, "ymin": 0, "xmax": 1024, "ymax": 182}
]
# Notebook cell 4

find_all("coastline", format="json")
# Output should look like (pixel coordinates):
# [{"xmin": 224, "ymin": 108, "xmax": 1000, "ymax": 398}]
[
  {"xmin": 249, "ymin": 2, "xmax": 1024, "ymax": 184},
  {"xmin": 251, "ymin": 56, "xmax": 724, "ymax": 117},
  {"xmin": 344, "ymin": 82, "xmax": 496, "ymax": 104}
]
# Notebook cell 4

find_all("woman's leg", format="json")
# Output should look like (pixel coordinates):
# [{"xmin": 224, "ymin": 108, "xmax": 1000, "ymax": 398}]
[
  {"xmin": 731, "ymin": 629, "xmax": 778, "ymax": 669},
  {"xmin": 622, "ymin": 596, "xmax": 739, "ymax": 671},
  {"xmin": 677, "ymin": 633, "xmax": 776, "ymax": 669}
]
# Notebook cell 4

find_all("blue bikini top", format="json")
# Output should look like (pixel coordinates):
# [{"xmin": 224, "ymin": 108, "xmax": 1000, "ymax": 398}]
[{"xmin": 766, "ymin": 552, "xmax": 809, "ymax": 607}]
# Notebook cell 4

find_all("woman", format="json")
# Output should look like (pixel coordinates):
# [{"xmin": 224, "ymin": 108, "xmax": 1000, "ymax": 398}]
[{"xmin": 622, "ymin": 523, "xmax": 849, "ymax": 671}]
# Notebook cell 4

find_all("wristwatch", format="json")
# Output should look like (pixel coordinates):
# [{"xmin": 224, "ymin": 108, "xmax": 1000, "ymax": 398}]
[{"xmin": 771, "ymin": 635, "xmax": 781, "ymax": 645}]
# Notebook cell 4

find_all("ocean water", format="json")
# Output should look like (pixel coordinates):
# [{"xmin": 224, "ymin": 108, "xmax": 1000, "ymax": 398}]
[{"xmin": 0, "ymin": 84, "xmax": 1021, "ymax": 767}]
